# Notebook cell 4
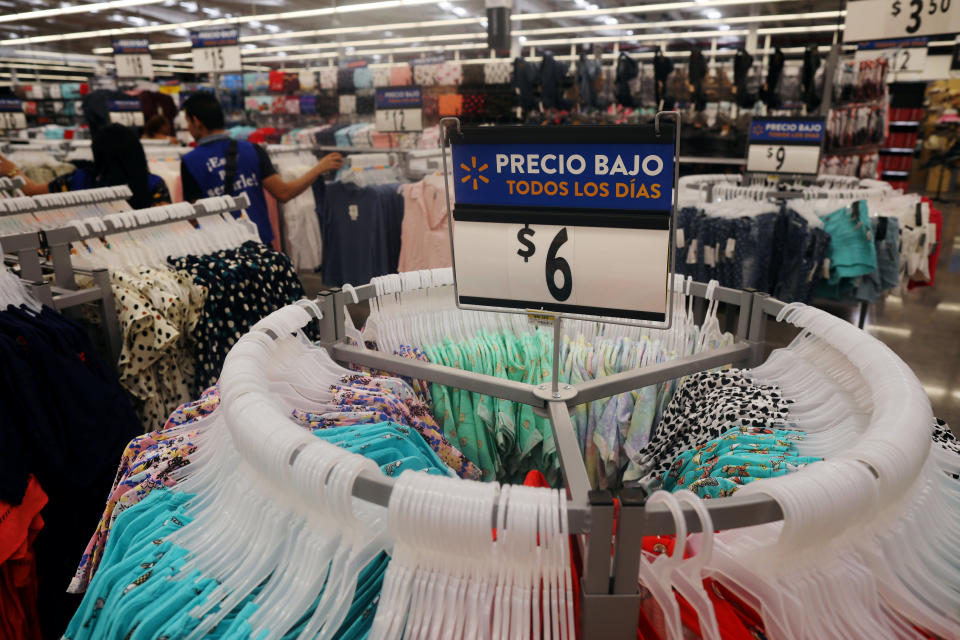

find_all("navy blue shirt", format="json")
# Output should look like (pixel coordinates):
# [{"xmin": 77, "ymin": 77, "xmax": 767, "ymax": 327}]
[
  {"xmin": 319, "ymin": 182, "xmax": 404, "ymax": 286},
  {"xmin": 180, "ymin": 133, "xmax": 278, "ymax": 243}
]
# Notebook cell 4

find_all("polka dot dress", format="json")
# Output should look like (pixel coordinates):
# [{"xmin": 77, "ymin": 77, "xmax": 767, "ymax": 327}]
[
  {"xmin": 112, "ymin": 267, "xmax": 207, "ymax": 431},
  {"xmin": 167, "ymin": 241, "xmax": 312, "ymax": 396}
]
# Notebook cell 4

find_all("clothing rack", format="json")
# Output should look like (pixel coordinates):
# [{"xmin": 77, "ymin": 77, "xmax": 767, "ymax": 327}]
[
  {"xmin": 0, "ymin": 185, "xmax": 133, "ymax": 218},
  {"xmin": 286, "ymin": 279, "xmax": 777, "ymax": 639},
  {"xmin": 686, "ymin": 174, "xmax": 891, "ymax": 203},
  {"xmin": 1, "ymin": 193, "xmax": 251, "ymax": 364}
]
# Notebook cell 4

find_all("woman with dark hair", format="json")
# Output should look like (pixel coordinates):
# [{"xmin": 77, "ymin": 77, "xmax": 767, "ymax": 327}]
[{"xmin": 0, "ymin": 123, "xmax": 171, "ymax": 210}]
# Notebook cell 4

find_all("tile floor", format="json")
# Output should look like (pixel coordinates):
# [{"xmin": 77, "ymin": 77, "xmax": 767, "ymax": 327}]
[{"xmin": 302, "ymin": 202, "xmax": 960, "ymax": 434}]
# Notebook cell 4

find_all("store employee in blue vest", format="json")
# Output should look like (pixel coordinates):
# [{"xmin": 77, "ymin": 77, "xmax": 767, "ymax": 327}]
[{"xmin": 180, "ymin": 92, "xmax": 343, "ymax": 244}]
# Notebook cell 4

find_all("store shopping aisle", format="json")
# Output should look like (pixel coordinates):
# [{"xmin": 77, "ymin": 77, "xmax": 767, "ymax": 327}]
[{"xmin": 766, "ymin": 202, "xmax": 960, "ymax": 434}]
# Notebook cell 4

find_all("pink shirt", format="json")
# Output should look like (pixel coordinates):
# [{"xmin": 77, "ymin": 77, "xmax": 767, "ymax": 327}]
[{"xmin": 398, "ymin": 174, "xmax": 454, "ymax": 271}]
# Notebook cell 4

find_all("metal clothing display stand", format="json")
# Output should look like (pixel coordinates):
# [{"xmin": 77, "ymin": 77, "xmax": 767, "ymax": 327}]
[
  {"xmin": 1, "ymin": 193, "xmax": 251, "ymax": 365},
  {"xmin": 303, "ymin": 279, "xmax": 787, "ymax": 639}
]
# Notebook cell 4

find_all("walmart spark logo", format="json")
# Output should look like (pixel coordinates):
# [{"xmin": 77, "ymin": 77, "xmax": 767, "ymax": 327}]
[{"xmin": 460, "ymin": 156, "xmax": 489, "ymax": 190}]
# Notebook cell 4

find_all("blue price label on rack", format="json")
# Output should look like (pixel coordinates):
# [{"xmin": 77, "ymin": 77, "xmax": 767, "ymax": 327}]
[
  {"xmin": 0, "ymin": 98, "xmax": 23, "ymax": 112},
  {"xmin": 748, "ymin": 117, "xmax": 825, "ymax": 145},
  {"xmin": 108, "ymin": 99, "xmax": 142, "ymax": 112},
  {"xmin": 447, "ymin": 124, "xmax": 677, "ymax": 323},
  {"xmin": 451, "ymin": 141, "xmax": 674, "ymax": 213},
  {"xmin": 190, "ymin": 28, "xmax": 239, "ymax": 48},
  {"xmin": 112, "ymin": 38, "xmax": 150, "ymax": 54},
  {"xmin": 375, "ymin": 87, "xmax": 422, "ymax": 109}
]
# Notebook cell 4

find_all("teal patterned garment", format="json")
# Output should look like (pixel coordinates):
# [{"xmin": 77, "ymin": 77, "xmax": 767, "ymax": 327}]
[
  {"xmin": 414, "ymin": 329, "xmax": 690, "ymax": 489},
  {"xmin": 64, "ymin": 418, "xmax": 449, "ymax": 639},
  {"xmin": 419, "ymin": 330, "xmax": 556, "ymax": 484},
  {"xmin": 661, "ymin": 425, "xmax": 821, "ymax": 499}
]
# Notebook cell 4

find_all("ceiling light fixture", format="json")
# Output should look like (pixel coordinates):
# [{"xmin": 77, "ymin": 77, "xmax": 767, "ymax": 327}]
[
  {"xmin": 0, "ymin": 0, "xmax": 163, "ymax": 25},
  {"xmin": 704, "ymin": 9, "xmax": 722, "ymax": 18},
  {"xmin": 181, "ymin": 9, "xmax": 843, "ymax": 60},
  {"xmin": 1, "ymin": 0, "xmax": 459, "ymax": 46}
]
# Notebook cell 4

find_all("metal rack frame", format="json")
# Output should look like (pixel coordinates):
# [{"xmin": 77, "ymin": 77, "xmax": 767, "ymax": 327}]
[
  {"xmin": 304, "ymin": 278, "xmax": 786, "ymax": 639},
  {"xmin": 2, "ymin": 193, "xmax": 251, "ymax": 365}
]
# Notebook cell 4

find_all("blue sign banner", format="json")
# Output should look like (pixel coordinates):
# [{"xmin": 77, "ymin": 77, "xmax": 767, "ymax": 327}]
[
  {"xmin": 451, "ymin": 142, "xmax": 674, "ymax": 212},
  {"xmin": 191, "ymin": 28, "xmax": 239, "ymax": 48},
  {"xmin": 0, "ymin": 98, "xmax": 22, "ymax": 113},
  {"xmin": 858, "ymin": 37, "xmax": 929, "ymax": 50},
  {"xmin": 113, "ymin": 38, "xmax": 150, "ymax": 54},
  {"xmin": 375, "ymin": 87, "xmax": 422, "ymax": 109},
  {"xmin": 749, "ymin": 117, "xmax": 825, "ymax": 145},
  {"xmin": 108, "ymin": 99, "xmax": 142, "ymax": 112}
]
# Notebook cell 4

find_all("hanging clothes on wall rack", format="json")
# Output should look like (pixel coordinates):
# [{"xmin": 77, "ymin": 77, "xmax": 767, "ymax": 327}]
[
  {"xmin": 689, "ymin": 47, "xmax": 708, "ymax": 112},
  {"xmin": 678, "ymin": 175, "xmax": 912, "ymax": 304},
  {"xmin": 318, "ymin": 158, "xmax": 404, "ymax": 287},
  {"xmin": 266, "ymin": 145, "xmax": 325, "ymax": 271}
]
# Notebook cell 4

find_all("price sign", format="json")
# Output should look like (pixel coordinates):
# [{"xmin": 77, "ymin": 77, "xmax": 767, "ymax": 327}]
[
  {"xmin": 746, "ymin": 117, "xmax": 824, "ymax": 175},
  {"xmin": 190, "ymin": 29, "xmax": 242, "ymax": 73},
  {"xmin": 375, "ymin": 87, "xmax": 423, "ymax": 132},
  {"xmin": 448, "ymin": 125, "xmax": 676, "ymax": 323},
  {"xmin": 108, "ymin": 99, "xmax": 144, "ymax": 127},
  {"xmin": 845, "ymin": 0, "xmax": 960, "ymax": 41},
  {"xmin": 854, "ymin": 37, "xmax": 928, "ymax": 72},
  {"xmin": 113, "ymin": 38, "xmax": 153, "ymax": 79},
  {"xmin": 0, "ymin": 98, "xmax": 26, "ymax": 130}
]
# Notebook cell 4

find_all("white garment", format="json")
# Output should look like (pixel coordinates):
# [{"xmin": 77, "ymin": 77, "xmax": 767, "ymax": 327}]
[{"xmin": 271, "ymin": 153, "xmax": 324, "ymax": 271}]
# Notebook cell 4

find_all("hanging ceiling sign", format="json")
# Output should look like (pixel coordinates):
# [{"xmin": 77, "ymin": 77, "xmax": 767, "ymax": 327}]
[
  {"xmin": 0, "ymin": 98, "xmax": 26, "ymax": 130},
  {"xmin": 447, "ymin": 124, "xmax": 676, "ymax": 323},
  {"xmin": 190, "ymin": 28, "xmax": 242, "ymax": 73},
  {"xmin": 113, "ymin": 38, "xmax": 154, "ymax": 79},
  {"xmin": 854, "ymin": 37, "xmax": 928, "ymax": 73},
  {"xmin": 375, "ymin": 87, "xmax": 423, "ymax": 132},
  {"xmin": 746, "ymin": 117, "xmax": 825, "ymax": 175},
  {"xmin": 844, "ymin": 0, "xmax": 960, "ymax": 41}
]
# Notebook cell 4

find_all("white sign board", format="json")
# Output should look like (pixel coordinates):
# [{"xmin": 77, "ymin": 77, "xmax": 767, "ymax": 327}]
[
  {"xmin": 845, "ymin": 0, "xmax": 960, "ymax": 41},
  {"xmin": 747, "ymin": 144, "xmax": 823, "ymax": 174},
  {"xmin": 746, "ymin": 117, "xmax": 825, "ymax": 176},
  {"xmin": 374, "ymin": 88, "xmax": 423, "ymax": 132},
  {"xmin": 0, "ymin": 99, "xmax": 26, "ymax": 130},
  {"xmin": 854, "ymin": 37, "xmax": 929, "ymax": 73},
  {"xmin": 113, "ymin": 39, "xmax": 154, "ymax": 79},
  {"xmin": 453, "ymin": 222, "xmax": 669, "ymax": 317},
  {"xmin": 375, "ymin": 108, "xmax": 423, "ymax": 132},
  {"xmin": 190, "ymin": 29, "xmax": 242, "ymax": 73},
  {"xmin": 447, "ymin": 125, "xmax": 677, "ymax": 323}
]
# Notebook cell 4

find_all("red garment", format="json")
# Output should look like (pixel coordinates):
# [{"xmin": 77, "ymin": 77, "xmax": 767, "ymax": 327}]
[
  {"xmin": 0, "ymin": 476, "xmax": 47, "ymax": 640},
  {"xmin": 269, "ymin": 70, "xmax": 286, "ymax": 92},
  {"xmin": 641, "ymin": 538, "xmax": 766, "ymax": 639},
  {"xmin": 908, "ymin": 198, "xmax": 943, "ymax": 289}
]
